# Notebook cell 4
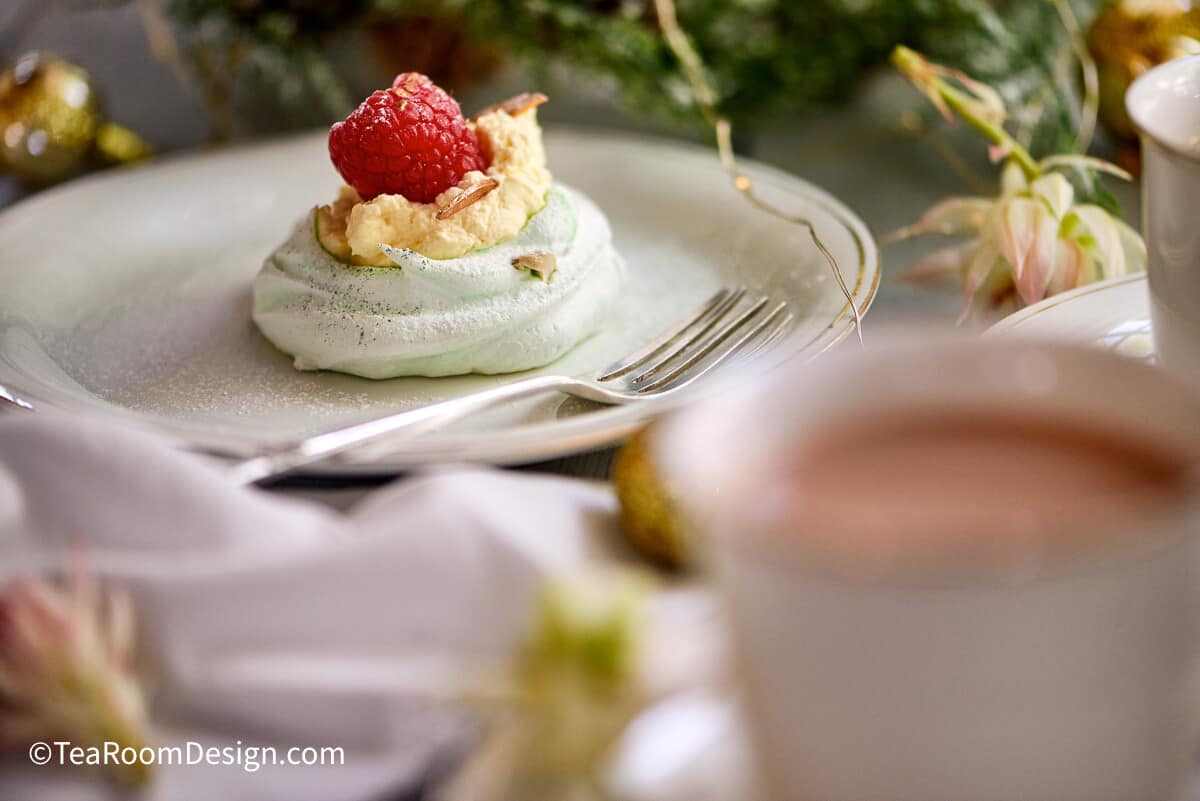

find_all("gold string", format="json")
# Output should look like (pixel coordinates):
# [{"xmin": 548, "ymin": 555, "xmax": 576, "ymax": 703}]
[{"xmin": 653, "ymin": 0, "xmax": 863, "ymax": 342}]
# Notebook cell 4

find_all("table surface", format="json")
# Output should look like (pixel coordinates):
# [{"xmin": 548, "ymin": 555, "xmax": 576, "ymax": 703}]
[{"xmin": 0, "ymin": 2, "xmax": 1140, "ymax": 491}]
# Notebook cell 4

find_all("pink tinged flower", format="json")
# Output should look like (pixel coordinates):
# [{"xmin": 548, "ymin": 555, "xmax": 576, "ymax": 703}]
[
  {"xmin": 917, "ymin": 197, "xmax": 993, "ymax": 236},
  {"xmin": 995, "ymin": 196, "xmax": 1060, "ymax": 305},
  {"xmin": 1022, "ymin": 208, "xmax": 1063, "ymax": 305},
  {"xmin": 1049, "ymin": 238, "xmax": 1087, "ymax": 295},
  {"xmin": 1069, "ymin": 205, "xmax": 1126, "ymax": 278},
  {"xmin": 994, "ymin": 197, "xmax": 1035, "ymax": 282},
  {"xmin": 901, "ymin": 244, "xmax": 975, "ymax": 286},
  {"xmin": 1000, "ymin": 161, "xmax": 1028, "ymax": 196},
  {"xmin": 960, "ymin": 242, "xmax": 1001, "ymax": 322},
  {"xmin": 0, "ymin": 559, "xmax": 152, "ymax": 786},
  {"xmin": 888, "ymin": 46, "xmax": 1146, "ymax": 316},
  {"xmin": 882, "ymin": 196, "xmax": 993, "ymax": 244},
  {"xmin": 1030, "ymin": 173, "xmax": 1075, "ymax": 220}
]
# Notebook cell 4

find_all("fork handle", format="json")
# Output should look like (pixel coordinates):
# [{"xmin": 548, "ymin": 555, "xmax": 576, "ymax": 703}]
[{"xmin": 227, "ymin": 374, "xmax": 576, "ymax": 484}]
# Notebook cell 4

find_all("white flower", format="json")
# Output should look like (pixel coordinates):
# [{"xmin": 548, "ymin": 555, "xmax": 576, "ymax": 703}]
[
  {"xmin": 887, "ymin": 46, "xmax": 1147, "ymax": 317},
  {"xmin": 0, "ymin": 556, "xmax": 153, "ymax": 786},
  {"xmin": 891, "ymin": 157, "xmax": 1145, "ymax": 318},
  {"xmin": 441, "ymin": 570, "xmax": 655, "ymax": 801}
]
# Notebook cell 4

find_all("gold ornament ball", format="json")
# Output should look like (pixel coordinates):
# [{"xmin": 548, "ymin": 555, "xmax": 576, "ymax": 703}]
[
  {"xmin": 1089, "ymin": 0, "xmax": 1200, "ymax": 144},
  {"xmin": 0, "ymin": 52, "xmax": 101, "ymax": 184},
  {"xmin": 612, "ymin": 427, "xmax": 687, "ymax": 569}
]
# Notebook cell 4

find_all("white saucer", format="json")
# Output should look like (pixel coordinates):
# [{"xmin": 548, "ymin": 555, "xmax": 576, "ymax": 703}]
[{"xmin": 987, "ymin": 273, "xmax": 1153, "ymax": 361}]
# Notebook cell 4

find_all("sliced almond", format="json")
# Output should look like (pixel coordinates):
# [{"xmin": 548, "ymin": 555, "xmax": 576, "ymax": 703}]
[
  {"xmin": 435, "ymin": 176, "xmax": 500, "ymax": 220},
  {"xmin": 512, "ymin": 251, "xmax": 557, "ymax": 281},
  {"xmin": 472, "ymin": 92, "xmax": 549, "ymax": 120}
]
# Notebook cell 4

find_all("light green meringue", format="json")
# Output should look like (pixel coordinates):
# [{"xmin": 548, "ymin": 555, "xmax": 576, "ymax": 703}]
[{"xmin": 252, "ymin": 185, "xmax": 624, "ymax": 379}]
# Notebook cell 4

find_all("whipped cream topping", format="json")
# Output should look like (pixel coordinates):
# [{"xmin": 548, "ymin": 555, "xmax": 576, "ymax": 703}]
[
  {"xmin": 322, "ymin": 109, "xmax": 553, "ymax": 264},
  {"xmin": 252, "ymin": 185, "xmax": 623, "ymax": 378}
]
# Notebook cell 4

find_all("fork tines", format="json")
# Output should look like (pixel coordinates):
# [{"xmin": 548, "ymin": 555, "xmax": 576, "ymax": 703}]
[{"xmin": 598, "ymin": 286, "xmax": 793, "ymax": 393}]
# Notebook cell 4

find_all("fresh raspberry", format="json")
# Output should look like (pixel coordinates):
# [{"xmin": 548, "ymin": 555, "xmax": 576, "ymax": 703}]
[{"xmin": 328, "ymin": 73, "xmax": 489, "ymax": 204}]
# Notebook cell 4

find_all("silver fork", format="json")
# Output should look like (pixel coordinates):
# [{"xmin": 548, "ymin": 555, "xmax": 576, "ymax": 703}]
[{"xmin": 224, "ymin": 286, "xmax": 792, "ymax": 483}]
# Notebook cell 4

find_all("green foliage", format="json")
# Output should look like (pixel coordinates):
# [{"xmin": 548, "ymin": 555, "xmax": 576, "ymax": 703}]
[
  {"xmin": 458, "ymin": 0, "xmax": 903, "ymax": 123},
  {"xmin": 909, "ymin": 0, "xmax": 1098, "ymax": 157},
  {"xmin": 157, "ymin": 0, "xmax": 1104, "ymax": 155}
]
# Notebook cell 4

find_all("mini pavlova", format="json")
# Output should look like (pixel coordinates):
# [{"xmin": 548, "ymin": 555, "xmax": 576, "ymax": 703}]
[{"xmin": 252, "ymin": 75, "xmax": 623, "ymax": 379}]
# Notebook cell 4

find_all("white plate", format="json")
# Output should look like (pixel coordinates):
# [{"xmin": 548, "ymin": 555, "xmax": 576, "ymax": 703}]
[
  {"xmin": 0, "ymin": 127, "xmax": 878, "ymax": 472},
  {"xmin": 988, "ymin": 273, "xmax": 1154, "ymax": 361}
]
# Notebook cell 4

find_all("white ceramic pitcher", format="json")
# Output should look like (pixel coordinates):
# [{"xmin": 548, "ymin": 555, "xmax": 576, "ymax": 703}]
[{"xmin": 1128, "ymin": 55, "xmax": 1200, "ymax": 378}]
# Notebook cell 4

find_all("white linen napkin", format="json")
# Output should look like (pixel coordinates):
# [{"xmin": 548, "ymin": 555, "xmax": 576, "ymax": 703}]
[{"xmin": 0, "ymin": 412, "xmax": 626, "ymax": 801}]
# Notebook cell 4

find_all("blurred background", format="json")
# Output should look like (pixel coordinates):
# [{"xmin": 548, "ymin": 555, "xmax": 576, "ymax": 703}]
[{"xmin": 1, "ymin": 0, "xmax": 1190, "ymax": 320}]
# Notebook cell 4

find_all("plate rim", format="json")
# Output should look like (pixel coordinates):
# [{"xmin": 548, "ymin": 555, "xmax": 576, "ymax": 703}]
[
  {"xmin": 986, "ymin": 273, "xmax": 1145, "ymax": 337},
  {"xmin": 0, "ymin": 124, "xmax": 881, "ymax": 472}
]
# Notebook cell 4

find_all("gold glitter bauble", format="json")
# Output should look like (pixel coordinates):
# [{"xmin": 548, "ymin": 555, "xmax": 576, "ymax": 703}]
[
  {"xmin": 1089, "ymin": 0, "xmax": 1200, "ymax": 144},
  {"xmin": 612, "ymin": 427, "xmax": 687, "ymax": 569},
  {"xmin": 0, "ymin": 52, "xmax": 153, "ymax": 185},
  {"xmin": 0, "ymin": 52, "xmax": 100, "ymax": 183}
]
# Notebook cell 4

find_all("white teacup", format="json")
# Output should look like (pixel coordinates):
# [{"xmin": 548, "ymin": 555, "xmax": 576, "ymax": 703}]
[
  {"xmin": 1128, "ymin": 55, "xmax": 1200, "ymax": 378},
  {"xmin": 659, "ymin": 336, "xmax": 1200, "ymax": 801}
]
